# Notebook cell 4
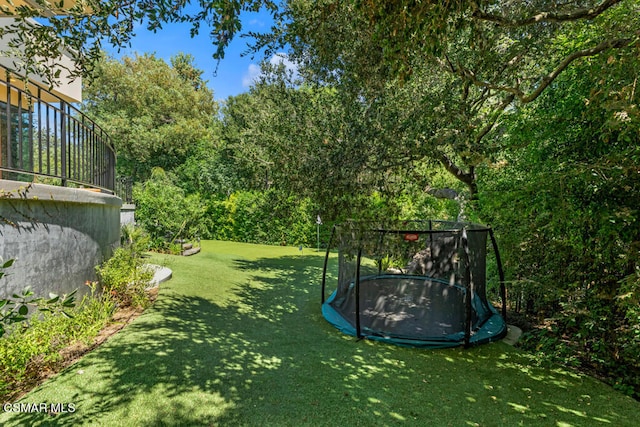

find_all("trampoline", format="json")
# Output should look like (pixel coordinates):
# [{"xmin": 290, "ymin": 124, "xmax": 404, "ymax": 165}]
[{"xmin": 321, "ymin": 220, "xmax": 507, "ymax": 348}]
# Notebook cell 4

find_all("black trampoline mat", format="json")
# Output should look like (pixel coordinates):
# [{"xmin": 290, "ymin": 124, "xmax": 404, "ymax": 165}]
[{"xmin": 332, "ymin": 276, "xmax": 468, "ymax": 338}]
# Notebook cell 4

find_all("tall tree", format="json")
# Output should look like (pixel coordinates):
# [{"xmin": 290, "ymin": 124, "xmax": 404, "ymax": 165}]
[
  {"xmin": 221, "ymin": 62, "xmax": 464, "ymax": 219},
  {"xmin": 259, "ymin": 0, "xmax": 639, "ymax": 201},
  {"xmin": 83, "ymin": 53, "xmax": 218, "ymax": 181},
  {"xmin": 221, "ymin": 66, "xmax": 366, "ymax": 216}
]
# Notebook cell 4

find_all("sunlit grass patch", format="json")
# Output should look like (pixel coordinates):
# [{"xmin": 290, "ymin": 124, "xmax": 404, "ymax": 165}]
[{"xmin": 1, "ymin": 241, "xmax": 638, "ymax": 426}]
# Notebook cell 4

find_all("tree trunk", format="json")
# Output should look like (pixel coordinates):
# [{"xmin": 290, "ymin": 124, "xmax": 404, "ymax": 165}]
[{"xmin": 438, "ymin": 153, "xmax": 478, "ymax": 201}]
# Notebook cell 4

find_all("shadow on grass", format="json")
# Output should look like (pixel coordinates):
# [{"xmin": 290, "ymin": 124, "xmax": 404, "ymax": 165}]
[{"xmin": 3, "ymin": 249, "xmax": 638, "ymax": 426}]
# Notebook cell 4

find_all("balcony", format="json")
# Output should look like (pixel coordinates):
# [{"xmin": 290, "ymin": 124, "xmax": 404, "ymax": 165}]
[
  {"xmin": 0, "ymin": 64, "xmax": 120, "ymax": 300},
  {"xmin": 0, "ymin": 6, "xmax": 121, "ymax": 302},
  {"xmin": 0, "ymin": 65, "xmax": 116, "ymax": 192}
]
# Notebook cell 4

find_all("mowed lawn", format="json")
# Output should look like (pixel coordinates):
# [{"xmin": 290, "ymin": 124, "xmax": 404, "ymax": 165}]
[{"xmin": 1, "ymin": 240, "xmax": 638, "ymax": 426}]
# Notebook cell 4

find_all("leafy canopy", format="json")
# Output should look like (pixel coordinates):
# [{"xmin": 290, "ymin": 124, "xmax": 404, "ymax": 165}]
[
  {"xmin": 0, "ymin": 0, "xmax": 278, "ymax": 84},
  {"xmin": 256, "ymin": 0, "xmax": 639, "ymax": 200},
  {"xmin": 83, "ymin": 52, "xmax": 218, "ymax": 181}
]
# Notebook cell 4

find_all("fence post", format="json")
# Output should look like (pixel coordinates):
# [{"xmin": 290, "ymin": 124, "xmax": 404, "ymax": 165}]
[
  {"xmin": 60, "ymin": 101, "xmax": 67, "ymax": 187},
  {"xmin": 5, "ymin": 74, "xmax": 12, "ymax": 171}
]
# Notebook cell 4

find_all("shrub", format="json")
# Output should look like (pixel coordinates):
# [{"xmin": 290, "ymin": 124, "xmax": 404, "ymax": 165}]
[
  {"xmin": 0, "ymin": 283, "xmax": 115, "ymax": 400},
  {"xmin": 96, "ymin": 247, "xmax": 153, "ymax": 308},
  {"xmin": 1, "ymin": 258, "xmax": 77, "ymax": 339},
  {"xmin": 133, "ymin": 167, "xmax": 206, "ymax": 251},
  {"xmin": 120, "ymin": 223, "xmax": 151, "ymax": 257},
  {"xmin": 203, "ymin": 188, "xmax": 462, "ymax": 249},
  {"xmin": 206, "ymin": 189, "xmax": 317, "ymax": 246}
]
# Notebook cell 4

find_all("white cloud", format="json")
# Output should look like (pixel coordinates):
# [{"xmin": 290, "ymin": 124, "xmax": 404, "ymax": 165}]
[
  {"xmin": 242, "ymin": 63, "xmax": 261, "ymax": 88},
  {"xmin": 269, "ymin": 52, "xmax": 298, "ymax": 77},
  {"xmin": 241, "ymin": 53, "xmax": 299, "ymax": 89}
]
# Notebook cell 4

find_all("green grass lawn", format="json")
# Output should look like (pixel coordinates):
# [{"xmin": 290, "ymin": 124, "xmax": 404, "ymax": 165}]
[{"xmin": 1, "ymin": 240, "xmax": 638, "ymax": 426}]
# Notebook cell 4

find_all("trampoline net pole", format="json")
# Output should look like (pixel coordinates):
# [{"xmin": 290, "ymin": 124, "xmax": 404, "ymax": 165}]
[
  {"xmin": 321, "ymin": 225, "xmax": 337, "ymax": 304},
  {"xmin": 376, "ymin": 230, "xmax": 385, "ymax": 275},
  {"xmin": 428, "ymin": 220, "xmax": 433, "ymax": 260},
  {"xmin": 489, "ymin": 227, "xmax": 507, "ymax": 321},
  {"xmin": 462, "ymin": 229, "xmax": 473, "ymax": 348},
  {"xmin": 355, "ymin": 248, "xmax": 363, "ymax": 339}
]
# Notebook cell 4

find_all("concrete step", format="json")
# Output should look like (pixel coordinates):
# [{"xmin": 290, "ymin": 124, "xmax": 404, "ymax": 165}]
[
  {"xmin": 182, "ymin": 247, "xmax": 201, "ymax": 256},
  {"xmin": 502, "ymin": 325, "xmax": 523, "ymax": 346},
  {"xmin": 144, "ymin": 264, "xmax": 172, "ymax": 289}
]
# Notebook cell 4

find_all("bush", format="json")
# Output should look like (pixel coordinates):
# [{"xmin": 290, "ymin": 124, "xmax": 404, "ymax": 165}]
[
  {"xmin": 96, "ymin": 247, "xmax": 153, "ymax": 308},
  {"xmin": 0, "ymin": 283, "xmax": 115, "ymax": 400},
  {"xmin": 1, "ymin": 259, "xmax": 78, "ymax": 339},
  {"xmin": 202, "ymin": 187, "xmax": 462, "ymax": 249},
  {"xmin": 133, "ymin": 167, "xmax": 206, "ymax": 251},
  {"xmin": 477, "ymin": 65, "xmax": 640, "ymax": 398},
  {"xmin": 206, "ymin": 189, "xmax": 317, "ymax": 246},
  {"xmin": 120, "ymin": 223, "xmax": 151, "ymax": 257}
]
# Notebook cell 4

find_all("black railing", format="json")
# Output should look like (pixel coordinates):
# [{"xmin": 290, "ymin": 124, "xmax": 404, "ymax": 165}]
[
  {"xmin": 0, "ymin": 67, "xmax": 115, "ymax": 192},
  {"xmin": 115, "ymin": 176, "xmax": 134, "ymax": 204}
]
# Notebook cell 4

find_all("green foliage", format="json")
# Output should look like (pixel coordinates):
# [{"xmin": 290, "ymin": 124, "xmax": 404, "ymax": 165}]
[
  {"xmin": 96, "ymin": 247, "xmax": 153, "ymax": 309},
  {"xmin": 206, "ymin": 190, "xmax": 316, "ymax": 246},
  {"xmin": 173, "ymin": 142, "xmax": 245, "ymax": 197},
  {"xmin": 83, "ymin": 53, "xmax": 219, "ymax": 182},
  {"xmin": 222, "ymin": 79, "xmax": 361, "ymax": 208},
  {"xmin": 222, "ymin": 70, "xmax": 467, "ymax": 220},
  {"xmin": 0, "ymin": 259, "xmax": 77, "ymax": 339},
  {"xmin": 120, "ymin": 223, "xmax": 151, "ymax": 258},
  {"xmin": 1, "ymin": 1, "xmax": 277, "ymax": 87},
  {"xmin": 0, "ymin": 283, "xmax": 115, "ymax": 401},
  {"xmin": 0, "ymin": 237, "xmax": 154, "ymax": 402},
  {"xmin": 480, "ymin": 50, "xmax": 640, "ymax": 398},
  {"xmin": 261, "ymin": 0, "xmax": 640, "ymax": 204},
  {"xmin": 615, "ymin": 268, "xmax": 640, "ymax": 396},
  {"xmin": 203, "ymin": 185, "xmax": 460, "ymax": 248},
  {"xmin": 133, "ymin": 167, "xmax": 206, "ymax": 251}
]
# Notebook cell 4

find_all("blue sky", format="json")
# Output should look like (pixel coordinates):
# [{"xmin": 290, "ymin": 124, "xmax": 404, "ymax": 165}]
[{"xmin": 105, "ymin": 9, "xmax": 276, "ymax": 101}]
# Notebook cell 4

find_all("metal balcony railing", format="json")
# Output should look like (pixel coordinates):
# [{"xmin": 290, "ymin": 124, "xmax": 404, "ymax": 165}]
[
  {"xmin": 115, "ymin": 176, "xmax": 134, "ymax": 204},
  {"xmin": 0, "ymin": 67, "xmax": 115, "ymax": 193}
]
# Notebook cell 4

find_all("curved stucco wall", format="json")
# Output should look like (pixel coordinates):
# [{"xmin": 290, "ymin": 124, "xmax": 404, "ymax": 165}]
[{"xmin": 0, "ymin": 180, "xmax": 121, "ymax": 299}]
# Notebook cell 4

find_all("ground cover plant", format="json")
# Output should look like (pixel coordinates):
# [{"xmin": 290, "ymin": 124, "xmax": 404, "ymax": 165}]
[
  {"xmin": 0, "ymin": 284, "xmax": 114, "ymax": 402},
  {"xmin": 0, "ymin": 227, "xmax": 154, "ymax": 403},
  {"xmin": 1, "ymin": 241, "xmax": 637, "ymax": 426}
]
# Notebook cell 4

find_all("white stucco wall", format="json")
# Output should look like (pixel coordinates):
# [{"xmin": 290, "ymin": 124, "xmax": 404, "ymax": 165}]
[{"xmin": 0, "ymin": 17, "xmax": 82, "ymax": 103}]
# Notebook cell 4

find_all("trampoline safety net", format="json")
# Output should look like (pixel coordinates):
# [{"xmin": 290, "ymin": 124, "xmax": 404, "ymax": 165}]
[{"xmin": 321, "ymin": 220, "xmax": 507, "ymax": 348}]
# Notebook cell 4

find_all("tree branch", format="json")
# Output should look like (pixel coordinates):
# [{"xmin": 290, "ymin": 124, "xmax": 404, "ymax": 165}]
[
  {"xmin": 471, "ymin": 0, "xmax": 623, "ymax": 27},
  {"xmin": 474, "ymin": 93, "xmax": 515, "ymax": 145},
  {"xmin": 522, "ymin": 37, "xmax": 636, "ymax": 103},
  {"xmin": 461, "ymin": 36, "xmax": 636, "ymax": 104},
  {"xmin": 437, "ymin": 152, "xmax": 475, "ymax": 187}
]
